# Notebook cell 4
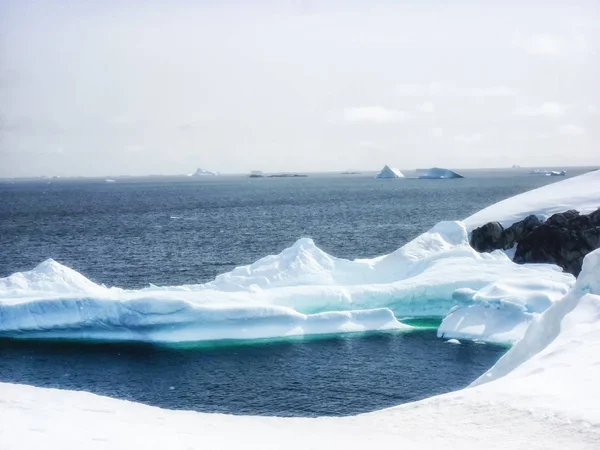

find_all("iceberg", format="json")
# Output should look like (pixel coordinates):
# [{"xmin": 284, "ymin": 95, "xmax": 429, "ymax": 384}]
[
  {"xmin": 189, "ymin": 168, "xmax": 219, "ymax": 177},
  {"xmin": 529, "ymin": 169, "xmax": 566, "ymax": 176},
  {"xmin": 416, "ymin": 167, "xmax": 464, "ymax": 179},
  {"xmin": 375, "ymin": 165, "xmax": 404, "ymax": 178},
  {"xmin": 0, "ymin": 222, "xmax": 574, "ymax": 343}
]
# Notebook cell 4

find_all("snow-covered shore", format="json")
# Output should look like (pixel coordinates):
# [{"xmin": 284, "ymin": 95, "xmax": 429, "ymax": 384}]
[
  {"xmin": 2, "ymin": 249, "xmax": 600, "ymax": 448},
  {"xmin": 2, "ymin": 170, "xmax": 600, "ymax": 448}
]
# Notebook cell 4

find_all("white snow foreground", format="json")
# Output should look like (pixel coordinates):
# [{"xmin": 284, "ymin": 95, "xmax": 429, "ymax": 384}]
[
  {"xmin": 0, "ymin": 221, "xmax": 573, "ymax": 343},
  {"xmin": 2, "ymin": 250, "xmax": 600, "ymax": 449}
]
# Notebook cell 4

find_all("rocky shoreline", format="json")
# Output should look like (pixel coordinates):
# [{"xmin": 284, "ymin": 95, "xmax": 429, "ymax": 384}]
[{"xmin": 470, "ymin": 207, "xmax": 600, "ymax": 275}]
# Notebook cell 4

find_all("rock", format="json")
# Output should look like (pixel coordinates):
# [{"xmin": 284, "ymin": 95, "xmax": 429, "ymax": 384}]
[
  {"xmin": 514, "ymin": 225, "xmax": 600, "ymax": 275},
  {"xmin": 500, "ymin": 214, "xmax": 541, "ymax": 249},
  {"xmin": 589, "ymin": 208, "xmax": 600, "ymax": 226},
  {"xmin": 470, "ymin": 221, "xmax": 504, "ymax": 252},
  {"xmin": 471, "ymin": 207, "xmax": 600, "ymax": 276},
  {"xmin": 546, "ymin": 210, "xmax": 580, "ymax": 227}
]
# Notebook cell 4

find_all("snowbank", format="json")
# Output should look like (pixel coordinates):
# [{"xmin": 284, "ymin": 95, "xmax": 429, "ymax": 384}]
[
  {"xmin": 2, "ymin": 251, "xmax": 600, "ymax": 448},
  {"xmin": 438, "ymin": 276, "xmax": 570, "ymax": 343},
  {"xmin": 463, "ymin": 169, "xmax": 600, "ymax": 230},
  {"xmin": 375, "ymin": 165, "xmax": 404, "ymax": 178}
]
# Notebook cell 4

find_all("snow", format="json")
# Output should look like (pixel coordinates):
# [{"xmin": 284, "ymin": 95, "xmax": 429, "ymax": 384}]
[
  {"xmin": 2, "ymin": 250, "xmax": 600, "ymax": 448},
  {"xmin": 438, "ymin": 276, "xmax": 570, "ymax": 343},
  {"xmin": 2, "ymin": 171, "xmax": 600, "ymax": 448},
  {"xmin": 417, "ymin": 167, "xmax": 464, "ymax": 179},
  {"xmin": 464, "ymin": 168, "xmax": 600, "ymax": 230},
  {"xmin": 0, "ymin": 223, "xmax": 573, "ymax": 343},
  {"xmin": 375, "ymin": 165, "xmax": 404, "ymax": 178},
  {"xmin": 189, "ymin": 168, "xmax": 219, "ymax": 177}
]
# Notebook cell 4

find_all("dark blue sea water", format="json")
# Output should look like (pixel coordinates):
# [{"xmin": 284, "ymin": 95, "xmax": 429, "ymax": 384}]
[
  {"xmin": 0, "ymin": 168, "xmax": 588, "ymax": 416},
  {"xmin": 0, "ymin": 169, "xmax": 588, "ymax": 288},
  {"xmin": 0, "ymin": 329, "xmax": 507, "ymax": 417}
]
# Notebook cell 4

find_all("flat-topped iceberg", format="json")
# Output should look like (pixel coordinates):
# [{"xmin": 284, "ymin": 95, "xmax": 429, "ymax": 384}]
[
  {"xmin": 375, "ymin": 165, "xmax": 404, "ymax": 178},
  {"xmin": 417, "ymin": 167, "xmax": 464, "ymax": 179}
]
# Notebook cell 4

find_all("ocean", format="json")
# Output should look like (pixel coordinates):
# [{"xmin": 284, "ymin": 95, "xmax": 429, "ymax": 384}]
[{"xmin": 0, "ymin": 168, "xmax": 588, "ymax": 416}]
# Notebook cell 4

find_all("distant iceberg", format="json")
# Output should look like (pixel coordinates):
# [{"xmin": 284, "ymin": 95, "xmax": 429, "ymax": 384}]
[
  {"xmin": 417, "ymin": 167, "xmax": 464, "ymax": 179},
  {"xmin": 189, "ymin": 168, "xmax": 219, "ymax": 177},
  {"xmin": 376, "ymin": 165, "xmax": 404, "ymax": 179},
  {"xmin": 529, "ymin": 169, "xmax": 566, "ymax": 176}
]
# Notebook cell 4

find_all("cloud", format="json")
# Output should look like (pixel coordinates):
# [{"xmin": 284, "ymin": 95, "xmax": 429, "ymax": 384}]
[
  {"xmin": 512, "ymin": 32, "xmax": 588, "ymax": 56},
  {"xmin": 587, "ymin": 105, "xmax": 597, "ymax": 114},
  {"xmin": 342, "ymin": 107, "xmax": 409, "ymax": 123},
  {"xmin": 358, "ymin": 140, "xmax": 376, "ymax": 148},
  {"xmin": 430, "ymin": 127, "xmax": 443, "ymax": 138},
  {"xmin": 123, "ymin": 144, "xmax": 144, "ymax": 152},
  {"xmin": 419, "ymin": 101, "xmax": 435, "ymax": 113},
  {"xmin": 514, "ymin": 102, "xmax": 566, "ymax": 118},
  {"xmin": 395, "ymin": 83, "xmax": 516, "ymax": 98},
  {"xmin": 558, "ymin": 124, "xmax": 585, "ymax": 136},
  {"xmin": 453, "ymin": 133, "xmax": 484, "ymax": 143},
  {"xmin": 469, "ymin": 86, "xmax": 516, "ymax": 97},
  {"xmin": 394, "ymin": 84, "xmax": 427, "ymax": 97},
  {"xmin": 513, "ymin": 33, "xmax": 565, "ymax": 55}
]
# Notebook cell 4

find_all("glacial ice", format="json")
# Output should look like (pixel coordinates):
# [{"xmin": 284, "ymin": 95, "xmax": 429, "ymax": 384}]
[
  {"xmin": 189, "ymin": 168, "xmax": 219, "ymax": 177},
  {"xmin": 0, "ymin": 222, "xmax": 574, "ymax": 343},
  {"xmin": 416, "ymin": 167, "xmax": 464, "ymax": 179},
  {"xmin": 375, "ymin": 165, "xmax": 404, "ymax": 178}
]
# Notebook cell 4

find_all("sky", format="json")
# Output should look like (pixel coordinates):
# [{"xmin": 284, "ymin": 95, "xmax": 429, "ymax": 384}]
[{"xmin": 0, "ymin": 0, "xmax": 598, "ymax": 177}]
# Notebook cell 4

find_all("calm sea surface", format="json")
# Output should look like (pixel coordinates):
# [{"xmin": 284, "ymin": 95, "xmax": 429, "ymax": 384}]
[{"xmin": 0, "ymin": 168, "xmax": 588, "ymax": 416}]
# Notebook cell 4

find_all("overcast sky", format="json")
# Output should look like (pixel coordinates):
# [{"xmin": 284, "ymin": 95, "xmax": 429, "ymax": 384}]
[{"xmin": 1, "ymin": 0, "xmax": 598, "ymax": 177}]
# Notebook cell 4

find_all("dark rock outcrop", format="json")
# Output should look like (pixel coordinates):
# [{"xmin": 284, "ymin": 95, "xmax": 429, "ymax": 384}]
[
  {"xmin": 501, "ymin": 215, "xmax": 541, "ymax": 250},
  {"xmin": 470, "ymin": 214, "xmax": 542, "ymax": 253},
  {"xmin": 470, "ymin": 221, "xmax": 504, "ymax": 252},
  {"xmin": 470, "ymin": 207, "xmax": 600, "ymax": 275}
]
